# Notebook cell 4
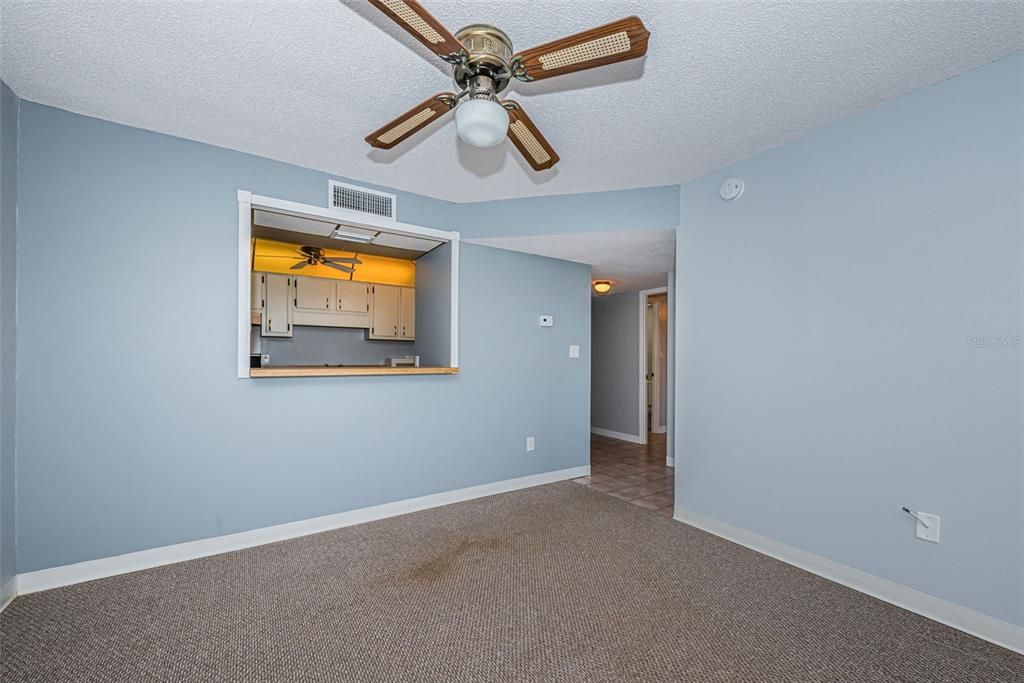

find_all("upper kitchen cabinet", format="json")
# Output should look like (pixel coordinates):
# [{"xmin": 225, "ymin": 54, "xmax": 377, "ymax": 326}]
[
  {"xmin": 294, "ymin": 276, "xmax": 333, "ymax": 312},
  {"xmin": 399, "ymin": 287, "xmax": 415, "ymax": 340},
  {"xmin": 336, "ymin": 280, "xmax": 370, "ymax": 316},
  {"xmin": 261, "ymin": 273, "xmax": 293, "ymax": 337},
  {"xmin": 370, "ymin": 284, "xmax": 414, "ymax": 340},
  {"xmin": 251, "ymin": 272, "xmax": 264, "ymax": 325},
  {"xmin": 291, "ymin": 275, "xmax": 371, "ymax": 329}
]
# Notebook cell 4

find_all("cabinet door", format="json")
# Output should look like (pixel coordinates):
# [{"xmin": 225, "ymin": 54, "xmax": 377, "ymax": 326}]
[
  {"xmin": 262, "ymin": 273, "xmax": 293, "ymax": 337},
  {"xmin": 399, "ymin": 287, "xmax": 415, "ymax": 339},
  {"xmin": 337, "ymin": 280, "xmax": 370, "ymax": 314},
  {"xmin": 251, "ymin": 272, "xmax": 265, "ymax": 324},
  {"xmin": 294, "ymin": 276, "xmax": 333, "ymax": 311},
  {"xmin": 370, "ymin": 284, "xmax": 401, "ymax": 339}
]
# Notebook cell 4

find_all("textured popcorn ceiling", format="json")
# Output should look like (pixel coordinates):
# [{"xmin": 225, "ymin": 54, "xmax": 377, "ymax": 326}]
[
  {"xmin": 469, "ymin": 229, "xmax": 675, "ymax": 294},
  {"xmin": 1, "ymin": 1, "xmax": 1021, "ymax": 203}
]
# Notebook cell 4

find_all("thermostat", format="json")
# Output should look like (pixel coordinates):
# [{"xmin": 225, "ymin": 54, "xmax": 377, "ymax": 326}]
[
  {"xmin": 720, "ymin": 177, "xmax": 744, "ymax": 201},
  {"xmin": 539, "ymin": 315, "xmax": 554, "ymax": 327}
]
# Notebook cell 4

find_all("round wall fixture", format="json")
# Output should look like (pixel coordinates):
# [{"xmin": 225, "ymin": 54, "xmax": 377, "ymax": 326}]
[
  {"xmin": 592, "ymin": 280, "xmax": 613, "ymax": 294},
  {"xmin": 720, "ymin": 178, "xmax": 744, "ymax": 201}
]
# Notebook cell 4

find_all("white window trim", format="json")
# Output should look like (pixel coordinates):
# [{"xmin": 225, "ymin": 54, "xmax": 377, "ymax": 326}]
[{"xmin": 237, "ymin": 190, "xmax": 460, "ymax": 378}]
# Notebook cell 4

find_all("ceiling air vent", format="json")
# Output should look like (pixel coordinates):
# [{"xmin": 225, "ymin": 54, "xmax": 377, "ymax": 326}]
[{"xmin": 328, "ymin": 180, "xmax": 397, "ymax": 221}]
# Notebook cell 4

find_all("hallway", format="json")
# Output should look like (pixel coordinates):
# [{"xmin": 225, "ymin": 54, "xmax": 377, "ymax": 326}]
[{"xmin": 574, "ymin": 433, "xmax": 674, "ymax": 516}]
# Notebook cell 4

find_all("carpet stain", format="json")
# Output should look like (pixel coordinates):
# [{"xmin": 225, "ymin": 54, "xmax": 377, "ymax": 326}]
[{"xmin": 406, "ymin": 537, "xmax": 499, "ymax": 583}]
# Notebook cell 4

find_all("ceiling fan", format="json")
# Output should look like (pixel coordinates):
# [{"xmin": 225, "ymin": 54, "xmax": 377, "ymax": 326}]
[
  {"xmin": 263, "ymin": 246, "xmax": 363, "ymax": 274},
  {"xmin": 364, "ymin": 1, "xmax": 650, "ymax": 171}
]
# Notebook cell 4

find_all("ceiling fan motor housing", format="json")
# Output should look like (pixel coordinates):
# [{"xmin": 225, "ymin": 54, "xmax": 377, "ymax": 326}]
[{"xmin": 452, "ymin": 24, "xmax": 514, "ymax": 94}]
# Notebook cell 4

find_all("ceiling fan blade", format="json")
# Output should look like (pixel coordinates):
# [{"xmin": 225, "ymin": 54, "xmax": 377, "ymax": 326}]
[
  {"xmin": 322, "ymin": 261, "xmax": 356, "ymax": 274},
  {"xmin": 290, "ymin": 261, "xmax": 308, "ymax": 270},
  {"xmin": 365, "ymin": 93, "xmax": 457, "ymax": 149},
  {"xmin": 502, "ymin": 101, "xmax": 560, "ymax": 172},
  {"xmin": 324, "ymin": 257, "xmax": 363, "ymax": 265},
  {"xmin": 368, "ymin": 0, "xmax": 466, "ymax": 62},
  {"xmin": 511, "ymin": 16, "xmax": 650, "ymax": 82}
]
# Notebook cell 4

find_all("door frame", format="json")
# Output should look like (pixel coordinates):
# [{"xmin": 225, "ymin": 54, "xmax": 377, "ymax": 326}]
[{"xmin": 637, "ymin": 286, "xmax": 668, "ymax": 448}]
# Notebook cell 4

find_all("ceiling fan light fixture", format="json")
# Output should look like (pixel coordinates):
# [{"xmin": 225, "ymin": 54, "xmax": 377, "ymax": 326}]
[
  {"xmin": 455, "ymin": 98, "xmax": 509, "ymax": 148},
  {"xmin": 593, "ymin": 280, "xmax": 613, "ymax": 294}
]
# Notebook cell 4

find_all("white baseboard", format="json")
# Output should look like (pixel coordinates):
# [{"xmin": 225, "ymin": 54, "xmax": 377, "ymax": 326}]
[
  {"xmin": 0, "ymin": 575, "xmax": 16, "ymax": 614},
  {"xmin": 591, "ymin": 427, "xmax": 644, "ymax": 444},
  {"xmin": 666, "ymin": 456, "xmax": 675, "ymax": 467},
  {"xmin": 16, "ymin": 465, "xmax": 589, "ymax": 596},
  {"xmin": 673, "ymin": 507, "xmax": 1024, "ymax": 655},
  {"xmin": 652, "ymin": 425, "xmax": 667, "ymax": 434}
]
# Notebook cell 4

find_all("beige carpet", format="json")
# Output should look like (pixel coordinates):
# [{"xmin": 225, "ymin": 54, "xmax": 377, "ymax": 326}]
[{"xmin": 2, "ymin": 482, "xmax": 1021, "ymax": 682}]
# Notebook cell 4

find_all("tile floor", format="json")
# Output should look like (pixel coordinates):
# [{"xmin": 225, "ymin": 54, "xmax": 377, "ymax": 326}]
[{"xmin": 574, "ymin": 432, "xmax": 674, "ymax": 516}]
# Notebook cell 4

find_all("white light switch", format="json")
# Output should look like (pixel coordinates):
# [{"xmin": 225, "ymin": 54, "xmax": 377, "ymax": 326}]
[
  {"xmin": 569, "ymin": 345, "xmax": 580, "ymax": 358},
  {"xmin": 915, "ymin": 512, "xmax": 940, "ymax": 543},
  {"xmin": 526, "ymin": 436, "xmax": 535, "ymax": 452},
  {"xmin": 539, "ymin": 315, "xmax": 554, "ymax": 327}
]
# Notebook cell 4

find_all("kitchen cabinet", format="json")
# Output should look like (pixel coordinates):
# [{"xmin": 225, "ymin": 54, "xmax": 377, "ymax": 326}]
[
  {"xmin": 336, "ymin": 280, "xmax": 370, "ymax": 315},
  {"xmin": 370, "ymin": 284, "xmax": 415, "ymax": 340},
  {"xmin": 253, "ymin": 272, "xmax": 410, "ymax": 337},
  {"xmin": 399, "ymin": 287, "xmax": 415, "ymax": 340},
  {"xmin": 294, "ymin": 276, "xmax": 333, "ymax": 312},
  {"xmin": 291, "ymin": 275, "xmax": 370, "ymax": 329},
  {"xmin": 262, "ymin": 273, "xmax": 293, "ymax": 337},
  {"xmin": 251, "ymin": 273, "xmax": 264, "ymax": 325}
]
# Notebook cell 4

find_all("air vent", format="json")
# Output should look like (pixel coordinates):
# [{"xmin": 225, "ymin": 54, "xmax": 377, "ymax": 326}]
[{"xmin": 328, "ymin": 181, "xmax": 396, "ymax": 221}]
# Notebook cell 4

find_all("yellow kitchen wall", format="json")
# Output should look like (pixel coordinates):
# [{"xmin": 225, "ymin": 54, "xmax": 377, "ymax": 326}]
[{"xmin": 251, "ymin": 238, "xmax": 415, "ymax": 286}]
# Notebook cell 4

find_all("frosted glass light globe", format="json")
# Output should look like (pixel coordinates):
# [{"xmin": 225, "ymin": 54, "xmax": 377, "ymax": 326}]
[{"xmin": 455, "ymin": 99, "xmax": 509, "ymax": 148}]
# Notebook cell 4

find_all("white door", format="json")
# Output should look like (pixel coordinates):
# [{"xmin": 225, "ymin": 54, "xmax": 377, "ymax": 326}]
[
  {"xmin": 294, "ymin": 276, "xmax": 333, "ymax": 312},
  {"xmin": 262, "ymin": 273, "xmax": 293, "ymax": 337},
  {"xmin": 370, "ymin": 284, "xmax": 401, "ymax": 339},
  {"xmin": 399, "ymin": 288, "xmax": 415, "ymax": 339},
  {"xmin": 337, "ymin": 280, "xmax": 370, "ymax": 314}
]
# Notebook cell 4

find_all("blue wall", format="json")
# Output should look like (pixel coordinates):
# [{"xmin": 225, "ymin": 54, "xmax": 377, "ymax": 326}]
[
  {"xmin": 591, "ymin": 291, "xmax": 640, "ymax": 437},
  {"xmin": 452, "ymin": 185, "xmax": 679, "ymax": 239},
  {"xmin": 675, "ymin": 53, "xmax": 1023, "ymax": 626},
  {"xmin": 14, "ymin": 102, "xmax": 591, "ymax": 572},
  {"xmin": 0, "ymin": 81, "xmax": 17, "ymax": 596}
]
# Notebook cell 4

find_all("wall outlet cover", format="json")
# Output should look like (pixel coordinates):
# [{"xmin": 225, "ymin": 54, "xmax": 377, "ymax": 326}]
[
  {"xmin": 915, "ymin": 512, "xmax": 941, "ymax": 543},
  {"xmin": 526, "ymin": 436, "xmax": 535, "ymax": 452},
  {"xmin": 539, "ymin": 315, "xmax": 554, "ymax": 327},
  {"xmin": 569, "ymin": 344, "xmax": 580, "ymax": 358}
]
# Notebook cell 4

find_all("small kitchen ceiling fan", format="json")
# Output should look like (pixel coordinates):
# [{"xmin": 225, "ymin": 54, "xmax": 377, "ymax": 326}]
[
  {"xmin": 364, "ymin": 1, "xmax": 650, "ymax": 171},
  {"xmin": 262, "ymin": 246, "xmax": 363, "ymax": 273}
]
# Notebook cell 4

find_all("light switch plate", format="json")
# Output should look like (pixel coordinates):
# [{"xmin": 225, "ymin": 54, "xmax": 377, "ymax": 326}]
[
  {"xmin": 569, "ymin": 344, "xmax": 580, "ymax": 358},
  {"xmin": 526, "ymin": 436, "xmax": 535, "ymax": 452},
  {"xmin": 915, "ymin": 512, "xmax": 940, "ymax": 543},
  {"xmin": 539, "ymin": 315, "xmax": 554, "ymax": 327}
]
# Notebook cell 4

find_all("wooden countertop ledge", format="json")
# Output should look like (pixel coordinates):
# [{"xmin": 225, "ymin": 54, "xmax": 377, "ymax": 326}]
[{"xmin": 249, "ymin": 366, "xmax": 459, "ymax": 378}]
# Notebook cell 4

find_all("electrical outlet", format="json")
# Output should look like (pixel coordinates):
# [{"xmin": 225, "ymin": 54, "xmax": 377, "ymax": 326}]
[
  {"xmin": 569, "ymin": 344, "xmax": 580, "ymax": 358},
  {"xmin": 261, "ymin": 354, "xmax": 270, "ymax": 365},
  {"xmin": 526, "ymin": 436, "xmax": 535, "ymax": 452},
  {"xmin": 915, "ymin": 512, "xmax": 940, "ymax": 543},
  {"xmin": 539, "ymin": 315, "xmax": 554, "ymax": 327}
]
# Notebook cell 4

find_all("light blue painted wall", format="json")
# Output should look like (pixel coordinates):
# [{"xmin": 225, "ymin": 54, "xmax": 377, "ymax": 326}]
[
  {"xmin": 452, "ymin": 185, "xmax": 680, "ymax": 239},
  {"xmin": 413, "ymin": 242, "xmax": 452, "ymax": 368},
  {"xmin": 14, "ymin": 102, "xmax": 591, "ymax": 572},
  {"xmin": 0, "ymin": 80, "xmax": 18, "ymax": 593},
  {"xmin": 676, "ymin": 52, "xmax": 1024, "ymax": 626},
  {"xmin": 591, "ymin": 292, "xmax": 640, "ymax": 437}
]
